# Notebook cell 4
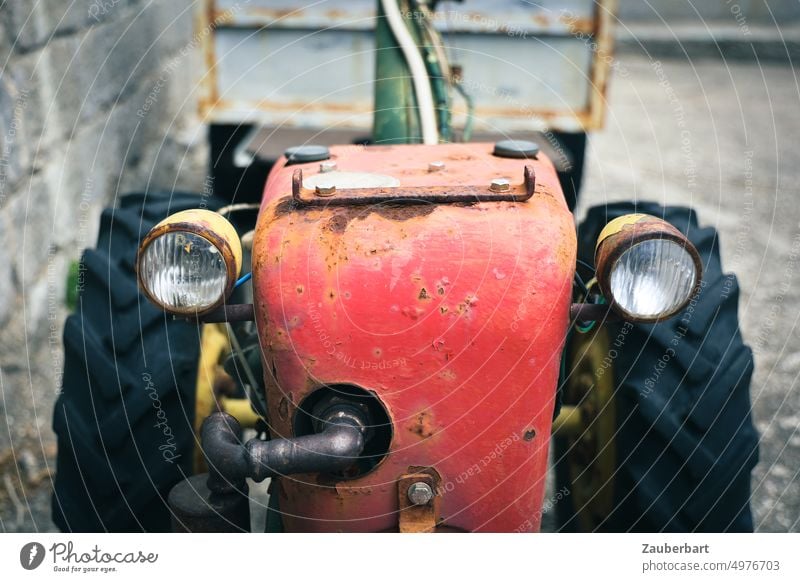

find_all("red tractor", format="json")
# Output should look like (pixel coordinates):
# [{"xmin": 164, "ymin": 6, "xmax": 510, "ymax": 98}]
[{"xmin": 52, "ymin": 1, "xmax": 757, "ymax": 533}]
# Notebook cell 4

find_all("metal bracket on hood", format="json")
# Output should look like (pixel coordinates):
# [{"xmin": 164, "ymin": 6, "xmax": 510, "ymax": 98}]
[
  {"xmin": 398, "ymin": 470, "xmax": 442, "ymax": 533},
  {"xmin": 291, "ymin": 166, "xmax": 535, "ymax": 207}
]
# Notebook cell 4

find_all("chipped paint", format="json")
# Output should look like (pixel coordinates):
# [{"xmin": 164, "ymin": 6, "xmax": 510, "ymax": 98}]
[{"xmin": 251, "ymin": 142, "xmax": 576, "ymax": 532}]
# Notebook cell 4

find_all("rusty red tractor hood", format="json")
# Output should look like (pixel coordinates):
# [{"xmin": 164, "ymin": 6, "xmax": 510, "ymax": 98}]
[{"xmin": 251, "ymin": 143, "xmax": 576, "ymax": 532}]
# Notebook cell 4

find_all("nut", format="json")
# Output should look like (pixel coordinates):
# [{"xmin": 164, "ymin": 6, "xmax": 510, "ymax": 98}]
[
  {"xmin": 428, "ymin": 161, "xmax": 445, "ymax": 172},
  {"xmin": 407, "ymin": 482, "xmax": 434, "ymax": 506},
  {"xmin": 320, "ymin": 161, "xmax": 338, "ymax": 173},
  {"xmin": 315, "ymin": 183, "xmax": 337, "ymax": 197},
  {"xmin": 490, "ymin": 178, "xmax": 511, "ymax": 193}
]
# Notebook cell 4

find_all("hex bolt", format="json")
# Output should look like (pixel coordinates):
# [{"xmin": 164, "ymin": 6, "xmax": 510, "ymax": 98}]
[
  {"xmin": 320, "ymin": 161, "xmax": 338, "ymax": 173},
  {"xmin": 315, "ymin": 183, "xmax": 337, "ymax": 197},
  {"xmin": 428, "ymin": 161, "xmax": 445, "ymax": 172},
  {"xmin": 407, "ymin": 482, "xmax": 434, "ymax": 506},
  {"xmin": 490, "ymin": 178, "xmax": 511, "ymax": 193}
]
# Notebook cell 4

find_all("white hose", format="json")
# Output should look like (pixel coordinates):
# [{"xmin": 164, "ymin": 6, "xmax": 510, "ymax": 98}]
[{"xmin": 380, "ymin": 0, "xmax": 439, "ymax": 145}]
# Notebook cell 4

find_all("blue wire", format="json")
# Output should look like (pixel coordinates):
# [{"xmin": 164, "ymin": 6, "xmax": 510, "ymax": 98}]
[{"xmin": 235, "ymin": 272, "xmax": 252, "ymax": 288}]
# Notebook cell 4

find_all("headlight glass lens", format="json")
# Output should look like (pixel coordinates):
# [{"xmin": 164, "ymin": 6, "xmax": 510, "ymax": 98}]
[
  {"xmin": 609, "ymin": 239, "xmax": 697, "ymax": 318},
  {"xmin": 140, "ymin": 231, "xmax": 228, "ymax": 311}
]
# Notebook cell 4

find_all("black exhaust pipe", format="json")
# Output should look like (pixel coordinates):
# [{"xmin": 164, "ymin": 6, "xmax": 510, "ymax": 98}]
[{"xmin": 201, "ymin": 403, "xmax": 367, "ymax": 494}]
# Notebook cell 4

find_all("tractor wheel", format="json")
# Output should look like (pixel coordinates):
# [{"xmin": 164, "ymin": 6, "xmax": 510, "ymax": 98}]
[
  {"xmin": 554, "ymin": 202, "xmax": 759, "ymax": 532},
  {"xmin": 52, "ymin": 192, "xmax": 223, "ymax": 532}
]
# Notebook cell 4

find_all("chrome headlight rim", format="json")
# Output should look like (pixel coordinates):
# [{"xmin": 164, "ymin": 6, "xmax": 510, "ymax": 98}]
[
  {"xmin": 136, "ymin": 209, "xmax": 242, "ymax": 316},
  {"xmin": 595, "ymin": 214, "xmax": 703, "ymax": 323}
]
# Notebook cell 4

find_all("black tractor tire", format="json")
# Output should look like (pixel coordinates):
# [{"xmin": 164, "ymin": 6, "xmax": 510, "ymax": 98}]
[
  {"xmin": 52, "ymin": 192, "xmax": 223, "ymax": 532},
  {"xmin": 555, "ymin": 202, "xmax": 759, "ymax": 532},
  {"xmin": 551, "ymin": 131, "xmax": 586, "ymax": 212}
]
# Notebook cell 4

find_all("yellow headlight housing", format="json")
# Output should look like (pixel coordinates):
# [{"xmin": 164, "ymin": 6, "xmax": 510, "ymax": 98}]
[
  {"xmin": 137, "ymin": 209, "xmax": 242, "ymax": 316},
  {"xmin": 595, "ymin": 214, "xmax": 703, "ymax": 322}
]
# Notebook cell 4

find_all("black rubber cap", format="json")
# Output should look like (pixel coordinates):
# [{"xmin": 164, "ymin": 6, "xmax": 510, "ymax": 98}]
[
  {"xmin": 284, "ymin": 144, "xmax": 330, "ymax": 164},
  {"xmin": 493, "ymin": 139, "xmax": 540, "ymax": 159}
]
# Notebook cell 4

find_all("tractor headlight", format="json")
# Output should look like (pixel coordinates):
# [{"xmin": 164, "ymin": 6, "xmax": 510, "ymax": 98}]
[
  {"xmin": 137, "ymin": 209, "xmax": 242, "ymax": 315},
  {"xmin": 595, "ymin": 214, "xmax": 702, "ymax": 322}
]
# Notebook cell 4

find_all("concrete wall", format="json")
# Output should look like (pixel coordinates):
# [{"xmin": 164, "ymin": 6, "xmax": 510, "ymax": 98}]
[{"xmin": 0, "ymin": 0, "xmax": 208, "ymax": 528}]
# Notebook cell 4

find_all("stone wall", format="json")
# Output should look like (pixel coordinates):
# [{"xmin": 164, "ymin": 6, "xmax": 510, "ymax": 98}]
[{"xmin": 0, "ymin": 0, "xmax": 209, "ymax": 530}]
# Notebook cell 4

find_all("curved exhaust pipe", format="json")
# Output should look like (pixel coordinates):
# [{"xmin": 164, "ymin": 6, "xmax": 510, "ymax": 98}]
[{"xmin": 201, "ymin": 404, "xmax": 367, "ymax": 494}]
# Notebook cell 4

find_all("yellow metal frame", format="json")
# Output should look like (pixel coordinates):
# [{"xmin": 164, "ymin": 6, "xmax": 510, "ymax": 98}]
[
  {"xmin": 595, "ymin": 213, "xmax": 649, "ymax": 251},
  {"xmin": 193, "ymin": 323, "xmax": 262, "ymax": 472},
  {"xmin": 196, "ymin": 0, "xmax": 619, "ymax": 133},
  {"xmin": 553, "ymin": 326, "xmax": 617, "ymax": 531}
]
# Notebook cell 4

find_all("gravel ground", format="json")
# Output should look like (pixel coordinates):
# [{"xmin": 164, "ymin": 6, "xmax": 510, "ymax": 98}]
[
  {"xmin": 1, "ymin": 52, "xmax": 798, "ymax": 533},
  {"xmin": 574, "ymin": 54, "xmax": 800, "ymax": 533}
]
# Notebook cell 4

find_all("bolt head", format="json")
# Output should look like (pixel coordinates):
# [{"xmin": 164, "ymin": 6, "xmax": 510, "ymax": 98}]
[
  {"xmin": 493, "ymin": 139, "xmax": 540, "ymax": 159},
  {"xmin": 490, "ymin": 178, "xmax": 511, "ymax": 192},
  {"xmin": 407, "ymin": 482, "xmax": 434, "ymax": 506},
  {"xmin": 320, "ymin": 161, "xmax": 338, "ymax": 173},
  {"xmin": 428, "ymin": 161, "xmax": 445, "ymax": 172},
  {"xmin": 285, "ymin": 144, "xmax": 330, "ymax": 164},
  {"xmin": 315, "ymin": 183, "xmax": 337, "ymax": 197}
]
